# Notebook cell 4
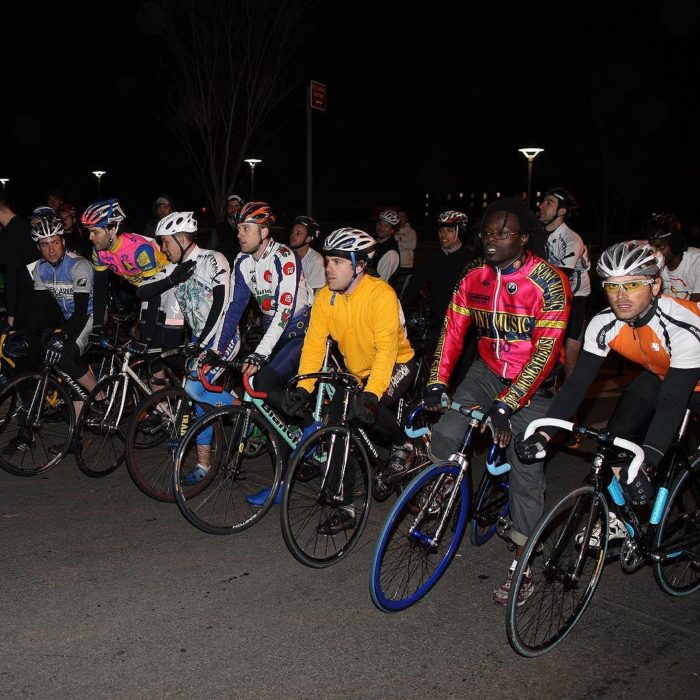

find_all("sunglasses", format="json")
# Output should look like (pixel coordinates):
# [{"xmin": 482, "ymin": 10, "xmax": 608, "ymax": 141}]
[{"xmin": 601, "ymin": 279, "xmax": 655, "ymax": 294}]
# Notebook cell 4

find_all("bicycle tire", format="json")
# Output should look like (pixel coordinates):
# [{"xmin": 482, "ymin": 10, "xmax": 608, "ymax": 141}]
[
  {"xmin": 653, "ymin": 468, "xmax": 700, "ymax": 596},
  {"xmin": 506, "ymin": 485, "xmax": 608, "ymax": 657},
  {"xmin": 126, "ymin": 386, "xmax": 209, "ymax": 502},
  {"xmin": 173, "ymin": 404, "xmax": 283, "ymax": 535},
  {"xmin": 370, "ymin": 462, "xmax": 469, "ymax": 612},
  {"xmin": 282, "ymin": 425, "xmax": 373, "ymax": 568},
  {"xmin": 470, "ymin": 469, "xmax": 510, "ymax": 546},
  {"xmin": 75, "ymin": 374, "xmax": 142, "ymax": 478},
  {"xmin": 0, "ymin": 373, "xmax": 75, "ymax": 477}
]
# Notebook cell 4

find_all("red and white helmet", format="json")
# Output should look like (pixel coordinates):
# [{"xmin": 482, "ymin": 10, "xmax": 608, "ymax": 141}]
[
  {"xmin": 323, "ymin": 227, "xmax": 376, "ymax": 260},
  {"xmin": 81, "ymin": 199, "xmax": 126, "ymax": 229}
]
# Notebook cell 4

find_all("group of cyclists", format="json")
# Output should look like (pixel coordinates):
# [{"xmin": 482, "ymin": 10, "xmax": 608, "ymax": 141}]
[{"xmin": 1, "ymin": 187, "xmax": 699, "ymax": 608}]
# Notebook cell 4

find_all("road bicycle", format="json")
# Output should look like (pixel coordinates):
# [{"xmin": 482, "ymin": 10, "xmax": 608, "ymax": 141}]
[
  {"xmin": 74, "ymin": 337, "xmax": 179, "ymax": 478},
  {"xmin": 123, "ymin": 346, "xmax": 229, "ymax": 502},
  {"xmin": 0, "ymin": 356, "xmax": 90, "ymax": 476},
  {"xmin": 506, "ymin": 411, "xmax": 700, "ymax": 657},
  {"xmin": 171, "ymin": 340, "xmax": 342, "ymax": 535},
  {"xmin": 281, "ymin": 378, "xmax": 433, "ymax": 569},
  {"xmin": 369, "ymin": 401, "xmax": 511, "ymax": 612}
]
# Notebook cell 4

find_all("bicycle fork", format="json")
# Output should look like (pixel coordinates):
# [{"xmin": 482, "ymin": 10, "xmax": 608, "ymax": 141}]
[{"xmin": 410, "ymin": 459, "xmax": 467, "ymax": 549}]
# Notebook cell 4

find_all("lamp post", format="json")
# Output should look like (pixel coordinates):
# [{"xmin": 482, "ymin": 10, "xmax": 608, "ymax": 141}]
[
  {"xmin": 517, "ymin": 148, "xmax": 544, "ymax": 208},
  {"xmin": 244, "ymin": 159, "xmax": 262, "ymax": 199},
  {"xmin": 0, "ymin": 178, "xmax": 8, "ymax": 194},
  {"xmin": 92, "ymin": 170, "xmax": 106, "ymax": 199}
]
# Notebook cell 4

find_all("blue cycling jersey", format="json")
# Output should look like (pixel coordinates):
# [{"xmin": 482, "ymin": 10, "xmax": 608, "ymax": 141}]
[{"xmin": 28, "ymin": 251, "xmax": 94, "ymax": 319}]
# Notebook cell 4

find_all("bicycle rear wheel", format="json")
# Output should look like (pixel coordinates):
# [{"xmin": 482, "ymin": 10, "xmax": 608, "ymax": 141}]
[
  {"xmin": 653, "ymin": 468, "xmax": 700, "ymax": 596},
  {"xmin": 470, "ymin": 470, "xmax": 510, "ymax": 546},
  {"xmin": 75, "ymin": 374, "xmax": 141, "ymax": 478},
  {"xmin": 506, "ymin": 485, "xmax": 608, "ymax": 657},
  {"xmin": 173, "ymin": 404, "xmax": 283, "ymax": 535},
  {"xmin": 282, "ymin": 425, "xmax": 372, "ymax": 568},
  {"xmin": 126, "ymin": 386, "xmax": 203, "ymax": 501},
  {"xmin": 370, "ymin": 462, "xmax": 469, "ymax": 612},
  {"xmin": 0, "ymin": 373, "xmax": 74, "ymax": 476}
]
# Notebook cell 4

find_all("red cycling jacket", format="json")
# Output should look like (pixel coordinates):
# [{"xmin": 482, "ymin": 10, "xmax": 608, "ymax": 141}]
[{"xmin": 431, "ymin": 251, "xmax": 571, "ymax": 412}]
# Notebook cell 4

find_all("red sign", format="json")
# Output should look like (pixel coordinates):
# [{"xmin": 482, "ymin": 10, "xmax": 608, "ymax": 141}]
[{"xmin": 310, "ymin": 81, "xmax": 327, "ymax": 112}]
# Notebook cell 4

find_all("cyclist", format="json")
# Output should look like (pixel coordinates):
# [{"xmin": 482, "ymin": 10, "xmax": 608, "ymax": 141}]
[
  {"xmin": 24, "ymin": 215, "xmax": 98, "ymax": 420},
  {"xmin": 282, "ymin": 227, "xmax": 416, "ymax": 532},
  {"xmin": 400, "ymin": 210, "xmax": 476, "ymax": 385},
  {"xmin": 423, "ymin": 196, "xmax": 571, "ymax": 607},
  {"xmin": 538, "ymin": 187, "xmax": 591, "ymax": 448},
  {"xmin": 516, "ymin": 240, "xmax": 700, "ymax": 540},
  {"xmin": 209, "ymin": 193, "xmax": 244, "ymax": 268},
  {"xmin": 371, "ymin": 209, "xmax": 401, "ymax": 284},
  {"xmin": 142, "ymin": 211, "xmax": 238, "ymax": 485},
  {"xmin": 215, "ymin": 202, "xmax": 314, "ymax": 504},
  {"xmin": 643, "ymin": 212, "xmax": 700, "ymax": 301},
  {"xmin": 81, "ymin": 198, "xmax": 187, "ymax": 376},
  {"xmin": 287, "ymin": 215, "xmax": 325, "ymax": 291}
]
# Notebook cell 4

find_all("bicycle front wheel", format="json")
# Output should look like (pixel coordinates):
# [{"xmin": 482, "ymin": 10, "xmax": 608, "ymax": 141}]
[
  {"xmin": 282, "ymin": 425, "xmax": 372, "ymax": 568},
  {"xmin": 0, "ymin": 373, "xmax": 75, "ymax": 476},
  {"xmin": 470, "ymin": 470, "xmax": 510, "ymax": 546},
  {"xmin": 75, "ymin": 374, "xmax": 141, "ymax": 478},
  {"xmin": 507, "ymin": 485, "xmax": 608, "ymax": 658},
  {"xmin": 126, "ymin": 386, "xmax": 196, "ymax": 501},
  {"xmin": 173, "ymin": 404, "xmax": 283, "ymax": 535},
  {"xmin": 653, "ymin": 468, "xmax": 700, "ymax": 596},
  {"xmin": 370, "ymin": 462, "xmax": 469, "ymax": 612}
]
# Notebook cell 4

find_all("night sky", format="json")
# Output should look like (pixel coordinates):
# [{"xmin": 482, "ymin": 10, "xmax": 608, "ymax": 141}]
[{"xmin": 3, "ymin": 1, "xmax": 700, "ymax": 239}]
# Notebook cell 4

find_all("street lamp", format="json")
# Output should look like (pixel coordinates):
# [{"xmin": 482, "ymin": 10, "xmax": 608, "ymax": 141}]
[
  {"xmin": 0, "ymin": 178, "xmax": 8, "ymax": 194},
  {"xmin": 518, "ymin": 148, "xmax": 544, "ymax": 208},
  {"xmin": 244, "ymin": 159, "xmax": 262, "ymax": 199},
  {"xmin": 92, "ymin": 170, "xmax": 106, "ymax": 198}
]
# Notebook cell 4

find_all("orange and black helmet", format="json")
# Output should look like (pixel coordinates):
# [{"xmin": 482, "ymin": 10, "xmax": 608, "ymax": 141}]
[{"xmin": 239, "ymin": 201, "xmax": 275, "ymax": 226}]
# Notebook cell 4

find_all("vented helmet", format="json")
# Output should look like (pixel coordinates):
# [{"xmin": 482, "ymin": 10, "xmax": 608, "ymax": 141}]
[
  {"xmin": 155, "ymin": 211, "xmax": 198, "ymax": 236},
  {"xmin": 81, "ymin": 199, "xmax": 126, "ymax": 229},
  {"xmin": 378, "ymin": 209, "xmax": 400, "ymax": 227},
  {"xmin": 31, "ymin": 215, "xmax": 64, "ymax": 241},
  {"xmin": 323, "ymin": 227, "xmax": 376, "ymax": 260},
  {"xmin": 293, "ymin": 215, "xmax": 320, "ymax": 239},
  {"xmin": 239, "ymin": 201, "xmax": 275, "ymax": 225},
  {"xmin": 596, "ymin": 241, "xmax": 660, "ymax": 279},
  {"xmin": 438, "ymin": 210, "xmax": 469, "ymax": 233}
]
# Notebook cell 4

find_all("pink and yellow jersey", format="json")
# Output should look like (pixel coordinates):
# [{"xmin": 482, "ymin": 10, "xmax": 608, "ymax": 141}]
[{"xmin": 92, "ymin": 232, "xmax": 168, "ymax": 286}]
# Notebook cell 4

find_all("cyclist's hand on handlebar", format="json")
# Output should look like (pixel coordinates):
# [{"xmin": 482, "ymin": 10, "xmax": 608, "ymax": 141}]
[
  {"xmin": 45, "ymin": 334, "xmax": 65, "ymax": 366},
  {"xmin": 349, "ymin": 391, "xmax": 379, "ymax": 425},
  {"xmin": 241, "ymin": 352, "xmax": 266, "ymax": 377},
  {"xmin": 423, "ymin": 383, "xmax": 449, "ymax": 411},
  {"xmin": 482, "ymin": 401, "xmax": 513, "ymax": 449},
  {"xmin": 281, "ymin": 386, "xmax": 311, "ymax": 418},
  {"xmin": 620, "ymin": 452, "xmax": 656, "ymax": 507},
  {"xmin": 515, "ymin": 430, "xmax": 550, "ymax": 462},
  {"xmin": 168, "ymin": 259, "xmax": 196, "ymax": 286}
]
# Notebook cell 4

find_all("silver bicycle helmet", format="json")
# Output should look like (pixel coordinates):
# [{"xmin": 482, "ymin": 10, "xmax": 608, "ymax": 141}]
[
  {"xmin": 596, "ymin": 241, "xmax": 660, "ymax": 279},
  {"xmin": 31, "ymin": 215, "xmax": 64, "ymax": 241},
  {"xmin": 378, "ymin": 209, "xmax": 400, "ymax": 227},
  {"xmin": 323, "ymin": 227, "xmax": 376, "ymax": 259}
]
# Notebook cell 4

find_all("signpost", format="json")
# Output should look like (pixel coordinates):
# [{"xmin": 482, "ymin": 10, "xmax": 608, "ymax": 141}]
[{"xmin": 307, "ymin": 81, "xmax": 327, "ymax": 217}]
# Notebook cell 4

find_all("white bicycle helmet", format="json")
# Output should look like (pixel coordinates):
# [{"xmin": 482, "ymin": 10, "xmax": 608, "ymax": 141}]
[
  {"xmin": 323, "ymin": 227, "xmax": 376, "ymax": 259},
  {"xmin": 596, "ymin": 241, "xmax": 660, "ymax": 279},
  {"xmin": 378, "ymin": 209, "xmax": 399, "ymax": 227},
  {"xmin": 31, "ymin": 215, "xmax": 64, "ymax": 241},
  {"xmin": 155, "ymin": 211, "xmax": 198, "ymax": 236}
]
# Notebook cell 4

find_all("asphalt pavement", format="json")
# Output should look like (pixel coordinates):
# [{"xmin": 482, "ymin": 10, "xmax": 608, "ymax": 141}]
[{"xmin": 1, "ymin": 365, "xmax": 699, "ymax": 699}]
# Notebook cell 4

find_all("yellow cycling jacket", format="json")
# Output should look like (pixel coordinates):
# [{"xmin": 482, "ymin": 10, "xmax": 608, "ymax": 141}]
[{"xmin": 297, "ymin": 274, "xmax": 414, "ymax": 399}]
